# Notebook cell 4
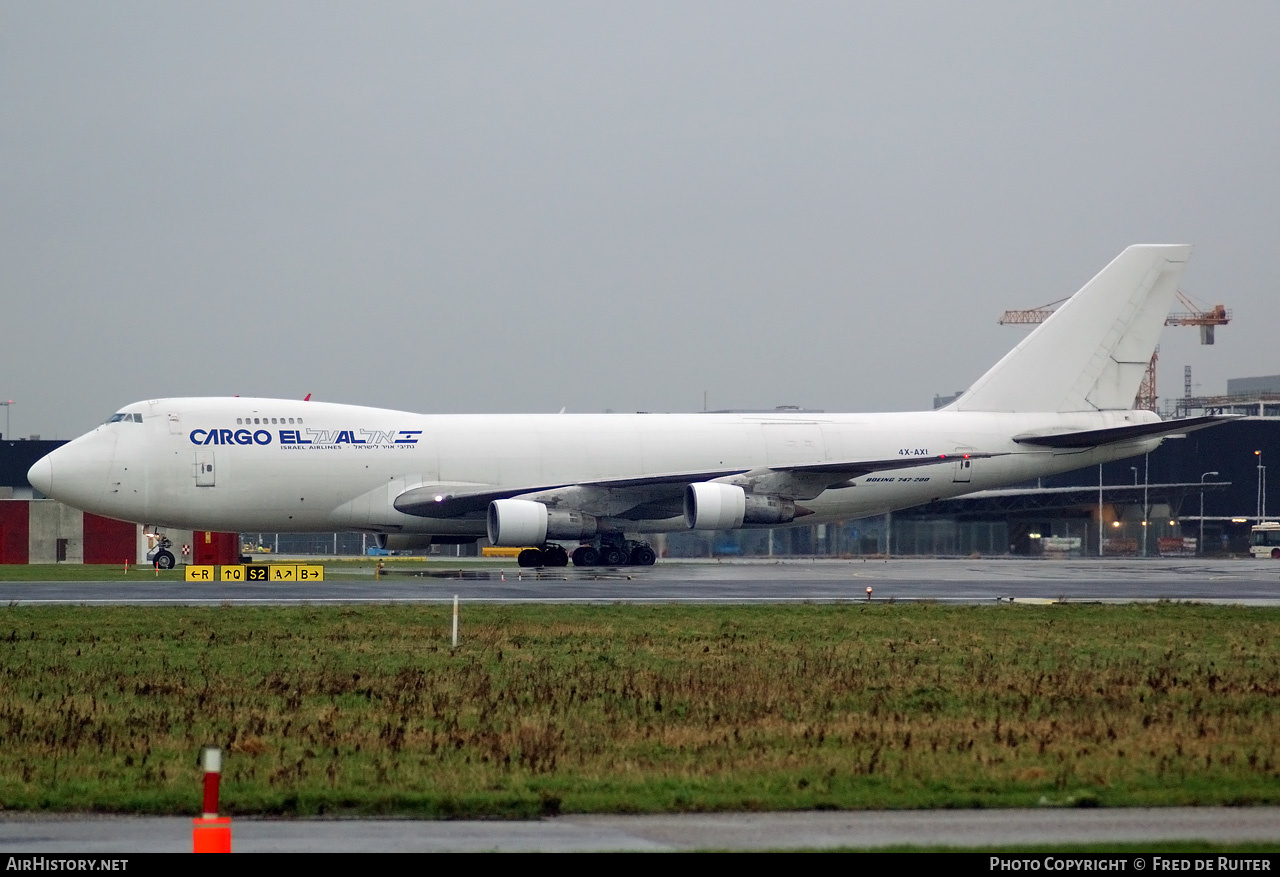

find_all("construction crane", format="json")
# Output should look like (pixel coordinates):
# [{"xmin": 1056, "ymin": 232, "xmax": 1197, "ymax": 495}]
[
  {"xmin": 1166, "ymin": 293, "xmax": 1230, "ymax": 343},
  {"xmin": 998, "ymin": 291, "xmax": 1230, "ymax": 411}
]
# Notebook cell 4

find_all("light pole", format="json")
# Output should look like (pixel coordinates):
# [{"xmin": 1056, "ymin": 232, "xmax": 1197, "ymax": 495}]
[
  {"xmin": 1098, "ymin": 464, "xmax": 1104, "ymax": 557},
  {"xmin": 1200, "ymin": 471, "xmax": 1218, "ymax": 556},
  {"xmin": 1126, "ymin": 465, "xmax": 1137, "ymax": 557},
  {"xmin": 1257, "ymin": 450, "xmax": 1264, "ymax": 524},
  {"xmin": 1142, "ymin": 452, "xmax": 1150, "ymax": 558},
  {"xmin": 0, "ymin": 400, "xmax": 11, "ymax": 440}
]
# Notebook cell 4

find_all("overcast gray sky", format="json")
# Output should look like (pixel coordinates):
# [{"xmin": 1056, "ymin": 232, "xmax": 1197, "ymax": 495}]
[{"xmin": 4, "ymin": 1, "xmax": 1278, "ymax": 439}]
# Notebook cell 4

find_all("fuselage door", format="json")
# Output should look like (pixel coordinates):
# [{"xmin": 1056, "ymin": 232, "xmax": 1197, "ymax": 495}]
[
  {"xmin": 952, "ymin": 447, "xmax": 974, "ymax": 483},
  {"xmin": 194, "ymin": 450, "xmax": 215, "ymax": 487}
]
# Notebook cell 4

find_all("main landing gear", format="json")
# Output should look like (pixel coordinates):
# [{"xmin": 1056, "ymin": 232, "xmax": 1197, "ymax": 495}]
[
  {"xmin": 516, "ymin": 539, "xmax": 657, "ymax": 568},
  {"xmin": 572, "ymin": 539, "xmax": 656, "ymax": 567},
  {"xmin": 517, "ymin": 543, "xmax": 569, "ymax": 568}
]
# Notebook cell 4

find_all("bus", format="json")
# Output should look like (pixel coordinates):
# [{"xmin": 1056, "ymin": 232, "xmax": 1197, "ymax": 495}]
[{"xmin": 1249, "ymin": 521, "xmax": 1280, "ymax": 558}]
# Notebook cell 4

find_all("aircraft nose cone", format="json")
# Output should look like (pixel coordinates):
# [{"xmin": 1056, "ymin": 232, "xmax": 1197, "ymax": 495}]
[
  {"xmin": 27, "ymin": 432, "xmax": 116, "ymax": 512},
  {"xmin": 28, "ymin": 455, "xmax": 53, "ymax": 495}
]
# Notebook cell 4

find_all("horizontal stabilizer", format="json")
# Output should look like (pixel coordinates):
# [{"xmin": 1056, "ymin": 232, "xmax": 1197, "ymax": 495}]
[{"xmin": 1012, "ymin": 415, "xmax": 1236, "ymax": 448}]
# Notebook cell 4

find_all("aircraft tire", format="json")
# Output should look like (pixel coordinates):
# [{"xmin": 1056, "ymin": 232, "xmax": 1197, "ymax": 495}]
[
  {"xmin": 601, "ymin": 545, "xmax": 627, "ymax": 566},
  {"xmin": 154, "ymin": 550, "xmax": 176, "ymax": 570},
  {"xmin": 544, "ymin": 544, "xmax": 569, "ymax": 567},
  {"xmin": 517, "ymin": 548, "xmax": 544, "ymax": 568},
  {"xmin": 629, "ymin": 545, "xmax": 656, "ymax": 566},
  {"xmin": 572, "ymin": 546, "xmax": 599, "ymax": 567},
  {"xmin": 1272, "ymin": 548, "xmax": 1280, "ymax": 559}
]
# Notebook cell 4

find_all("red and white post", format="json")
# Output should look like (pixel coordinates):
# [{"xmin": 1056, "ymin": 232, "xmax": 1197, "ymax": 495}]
[
  {"xmin": 202, "ymin": 746, "xmax": 221, "ymax": 818},
  {"xmin": 193, "ymin": 746, "xmax": 231, "ymax": 853}
]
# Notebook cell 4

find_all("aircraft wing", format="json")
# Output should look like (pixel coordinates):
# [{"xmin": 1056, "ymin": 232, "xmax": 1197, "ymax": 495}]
[
  {"xmin": 772, "ymin": 451, "xmax": 1006, "ymax": 477},
  {"xmin": 1012, "ymin": 415, "xmax": 1237, "ymax": 448},
  {"xmin": 392, "ymin": 470, "xmax": 749, "ymax": 518},
  {"xmin": 392, "ymin": 452, "xmax": 1007, "ymax": 519}
]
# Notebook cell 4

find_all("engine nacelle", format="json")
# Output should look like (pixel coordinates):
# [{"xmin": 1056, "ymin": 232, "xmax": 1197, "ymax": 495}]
[
  {"xmin": 684, "ymin": 483, "xmax": 745, "ymax": 529},
  {"xmin": 684, "ymin": 483, "xmax": 799, "ymax": 529},
  {"xmin": 486, "ymin": 499, "xmax": 598, "ymax": 546},
  {"xmin": 488, "ymin": 499, "xmax": 548, "ymax": 546}
]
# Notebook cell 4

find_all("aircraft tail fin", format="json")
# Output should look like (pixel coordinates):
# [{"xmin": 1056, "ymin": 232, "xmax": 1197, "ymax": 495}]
[{"xmin": 950, "ymin": 245, "xmax": 1191, "ymax": 413}]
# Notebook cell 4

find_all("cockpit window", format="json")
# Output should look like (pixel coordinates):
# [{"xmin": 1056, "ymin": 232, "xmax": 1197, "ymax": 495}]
[{"xmin": 106, "ymin": 413, "xmax": 142, "ymax": 424}]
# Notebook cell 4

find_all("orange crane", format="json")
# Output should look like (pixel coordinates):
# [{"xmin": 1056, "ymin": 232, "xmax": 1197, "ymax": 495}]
[{"xmin": 998, "ymin": 291, "xmax": 1230, "ymax": 411}]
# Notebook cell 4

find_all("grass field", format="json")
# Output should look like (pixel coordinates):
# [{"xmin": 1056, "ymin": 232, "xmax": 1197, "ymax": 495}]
[{"xmin": 1, "ymin": 602, "xmax": 1277, "ymax": 817}]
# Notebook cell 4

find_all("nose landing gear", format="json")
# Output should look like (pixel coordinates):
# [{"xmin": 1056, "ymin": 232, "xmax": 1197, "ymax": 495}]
[{"xmin": 147, "ymin": 535, "xmax": 176, "ymax": 569}]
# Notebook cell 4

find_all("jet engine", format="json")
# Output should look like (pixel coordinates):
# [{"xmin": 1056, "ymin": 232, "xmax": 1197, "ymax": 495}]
[
  {"xmin": 486, "ymin": 499, "xmax": 598, "ymax": 546},
  {"xmin": 684, "ymin": 483, "xmax": 798, "ymax": 530}
]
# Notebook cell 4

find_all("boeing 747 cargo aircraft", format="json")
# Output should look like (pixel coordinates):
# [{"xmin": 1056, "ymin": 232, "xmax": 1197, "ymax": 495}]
[{"xmin": 28, "ymin": 245, "xmax": 1229, "ymax": 567}]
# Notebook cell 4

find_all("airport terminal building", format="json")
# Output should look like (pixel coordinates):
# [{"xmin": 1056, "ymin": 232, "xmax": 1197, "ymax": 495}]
[{"xmin": 887, "ymin": 415, "xmax": 1276, "ymax": 558}]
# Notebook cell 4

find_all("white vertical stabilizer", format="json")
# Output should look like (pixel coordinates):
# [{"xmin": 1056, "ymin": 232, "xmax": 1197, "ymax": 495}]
[{"xmin": 951, "ymin": 244, "xmax": 1191, "ymax": 413}]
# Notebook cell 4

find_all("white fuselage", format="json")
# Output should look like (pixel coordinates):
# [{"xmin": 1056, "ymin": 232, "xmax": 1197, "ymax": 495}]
[{"xmin": 34, "ymin": 397, "xmax": 1163, "ymax": 537}]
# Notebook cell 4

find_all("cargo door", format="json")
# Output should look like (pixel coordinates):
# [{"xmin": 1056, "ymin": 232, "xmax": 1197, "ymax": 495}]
[{"xmin": 952, "ymin": 447, "xmax": 974, "ymax": 483}]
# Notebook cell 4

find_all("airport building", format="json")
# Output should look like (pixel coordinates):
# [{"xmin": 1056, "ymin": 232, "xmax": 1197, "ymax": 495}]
[{"xmin": 890, "ymin": 414, "xmax": 1277, "ymax": 558}]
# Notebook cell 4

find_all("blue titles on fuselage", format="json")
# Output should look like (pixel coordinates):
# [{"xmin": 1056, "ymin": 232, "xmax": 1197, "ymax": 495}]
[
  {"xmin": 189, "ymin": 428, "xmax": 421, "ymax": 447},
  {"xmin": 189, "ymin": 429, "xmax": 272, "ymax": 446}
]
